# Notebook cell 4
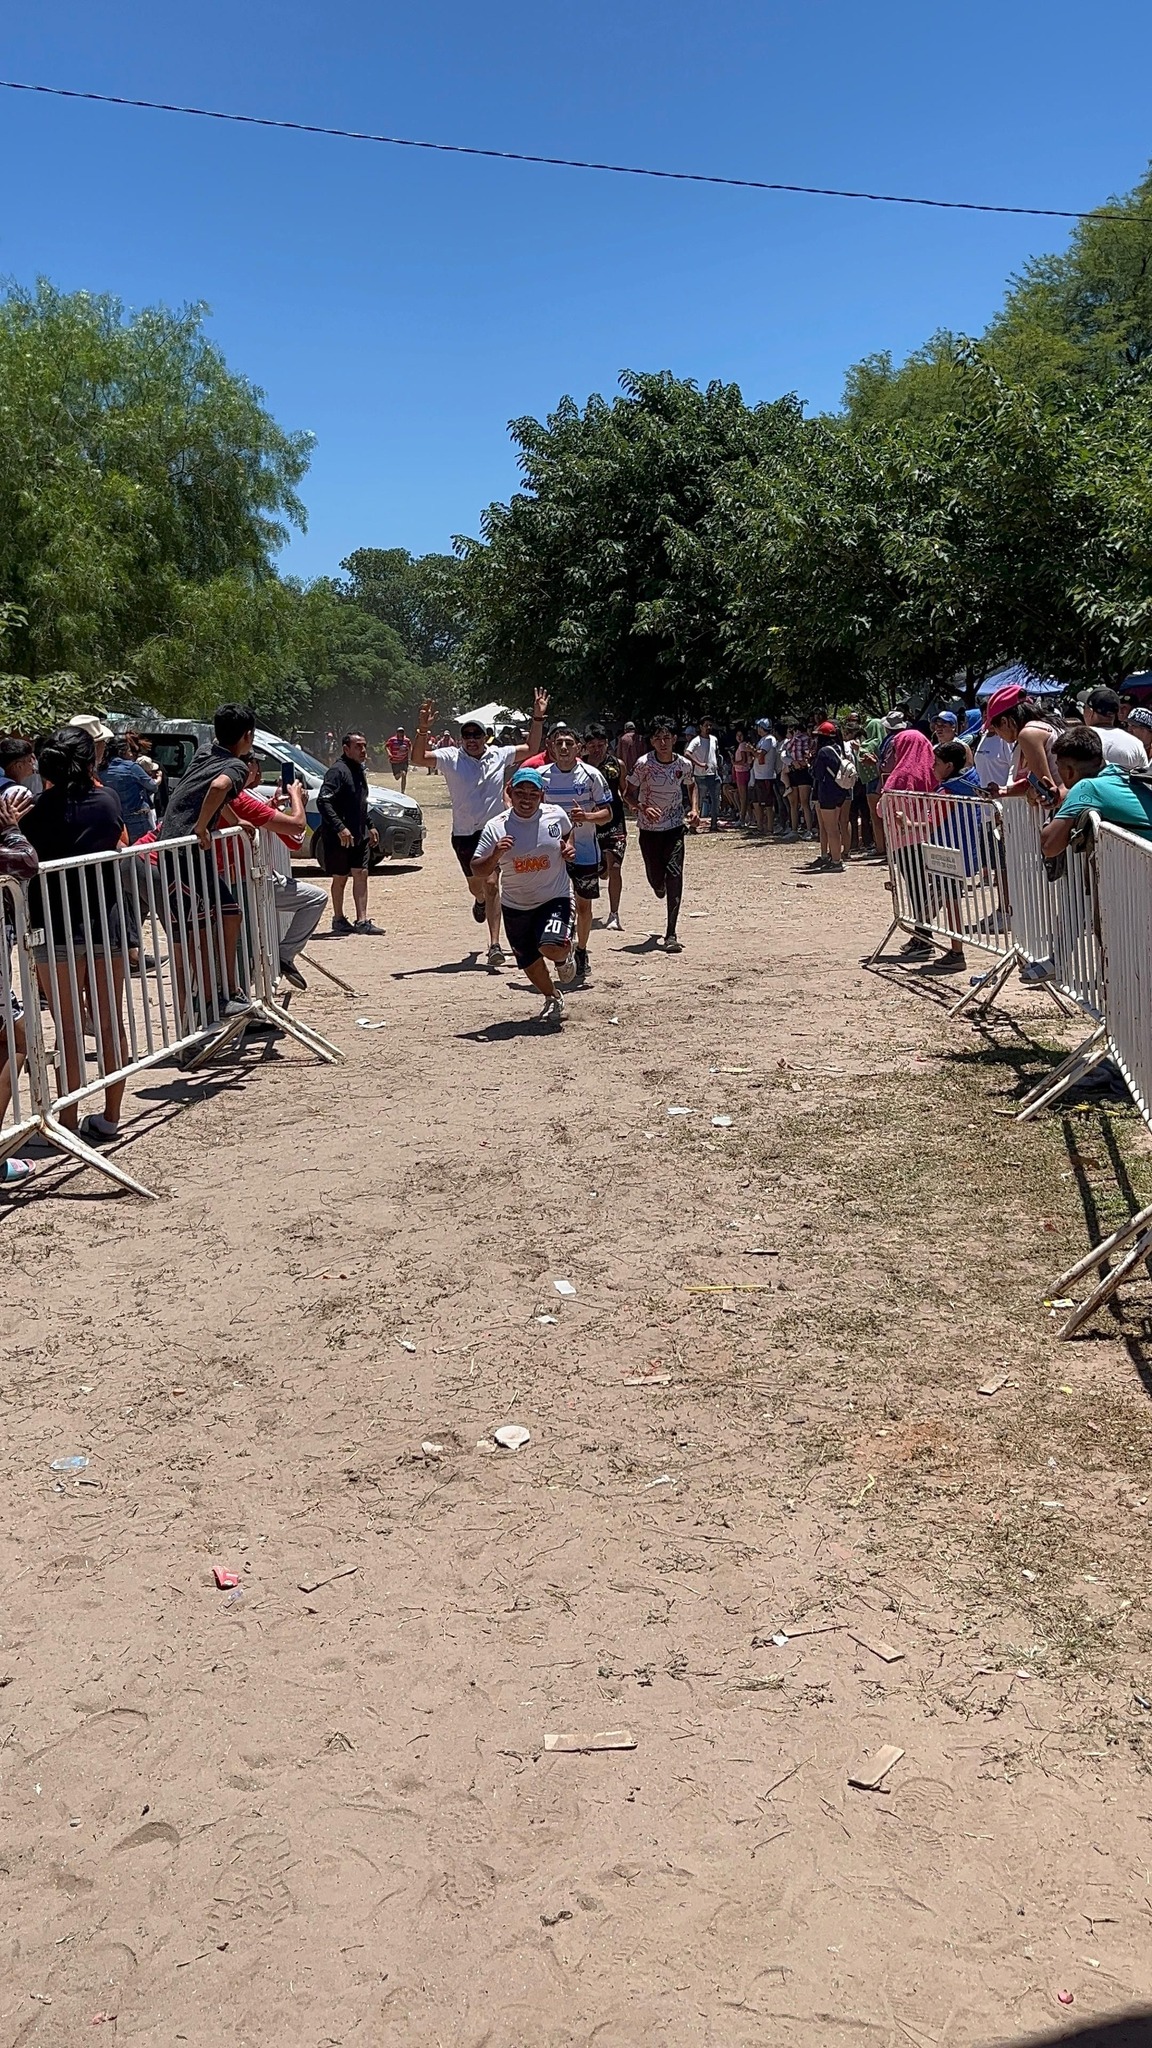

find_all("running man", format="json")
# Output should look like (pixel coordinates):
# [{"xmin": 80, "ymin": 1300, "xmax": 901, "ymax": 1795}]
[
  {"xmin": 581, "ymin": 722, "xmax": 627, "ymax": 930},
  {"xmin": 411, "ymin": 689, "xmax": 548, "ymax": 969},
  {"xmin": 625, "ymin": 716, "xmax": 698, "ymax": 953},
  {"xmin": 537, "ymin": 722, "xmax": 612, "ymax": 989},
  {"xmin": 385, "ymin": 726, "xmax": 412, "ymax": 793},
  {"xmin": 471, "ymin": 769, "xmax": 575, "ymax": 1027}
]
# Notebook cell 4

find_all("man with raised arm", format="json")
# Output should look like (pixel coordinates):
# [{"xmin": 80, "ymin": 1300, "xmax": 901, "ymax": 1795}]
[{"xmin": 412, "ymin": 689, "xmax": 548, "ymax": 971}]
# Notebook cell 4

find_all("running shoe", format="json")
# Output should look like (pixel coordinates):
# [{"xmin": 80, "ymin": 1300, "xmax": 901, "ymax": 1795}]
[
  {"xmin": 898, "ymin": 936, "xmax": 933, "ymax": 958},
  {"xmin": 663, "ymin": 934, "xmax": 683, "ymax": 953},
  {"xmin": 556, "ymin": 955, "xmax": 577, "ymax": 985},
  {"xmin": 920, "ymin": 951, "xmax": 967, "ymax": 973},
  {"xmin": 826, "ymin": 859, "xmax": 846, "ymax": 872},
  {"xmin": 331, "ymin": 915, "xmax": 354, "ymax": 935},
  {"xmin": 571, "ymin": 960, "xmax": 590, "ymax": 990},
  {"xmin": 472, "ymin": 899, "xmax": 487, "ymax": 923},
  {"xmin": 486, "ymin": 943, "xmax": 505, "ymax": 972},
  {"xmin": 605, "ymin": 914, "xmax": 622, "ymax": 931},
  {"xmin": 540, "ymin": 992, "xmax": 566, "ymax": 1026},
  {"xmin": 353, "ymin": 919, "xmax": 384, "ymax": 935}
]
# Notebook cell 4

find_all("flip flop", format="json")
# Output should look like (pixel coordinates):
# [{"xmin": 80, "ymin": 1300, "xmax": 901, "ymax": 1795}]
[{"xmin": 1, "ymin": 1158, "xmax": 34, "ymax": 1187}]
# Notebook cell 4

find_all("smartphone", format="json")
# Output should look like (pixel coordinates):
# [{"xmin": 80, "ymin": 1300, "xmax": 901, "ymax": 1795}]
[
  {"xmin": 1027, "ymin": 772, "xmax": 1056, "ymax": 809},
  {"xmin": 280, "ymin": 760, "xmax": 294, "ymax": 791}
]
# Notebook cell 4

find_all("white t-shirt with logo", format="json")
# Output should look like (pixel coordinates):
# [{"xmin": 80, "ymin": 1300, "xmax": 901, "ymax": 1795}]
[
  {"xmin": 473, "ymin": 803, "xmax": 574, "ymax": 909},
  {"xmin": 686, "ymin": 734, "xmax": 719, "ymax": 778},
  {"xmin": 628, "ymin": 752, "xmax": 695, "ymax": 831},
  {"xmin": 538, "ymin": 759, "xmax": 612, "ymax": 866},
  {"xmin": 433, "ymin": 743, "xmax": 519, "ymax": 836}
]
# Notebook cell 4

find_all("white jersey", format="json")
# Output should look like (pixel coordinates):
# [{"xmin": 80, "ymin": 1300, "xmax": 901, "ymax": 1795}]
[
  {"xmin": 538, "ymin": 759, "xmax": 611, "ymax": 865},
  {"xmin": 473, "ymin": 803, "xmax": 574, "ymax": 909},
  {"xmin": 433, "ymin": 743, "xmax": 519, "ymax": 836},
  {"xmin": 628, "ymin": 752, "xmax": 695, "ymax": 831}
]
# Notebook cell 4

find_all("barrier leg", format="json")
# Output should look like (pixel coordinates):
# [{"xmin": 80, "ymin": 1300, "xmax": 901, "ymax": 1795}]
[
  {"xmin": 1053, "ymin": 1203, "xmax": 1152, "ymax": 1338},
  {"xmin": 180, "ymin": 1012, "xmax": 252, "ymax": 1074},
  {"xmin": 297, "ymin": 948, "xmax": 361, "ymax": 998},
  {"xmin": 247, "ymin": 996, "xmax": 343, "ymax": 1064},
  {"xmin": 946, "ymin": 947, "xmax": 1019, "ymax": 1020},
  {"xmin": 1014, "ymin": 1025, "xmax": 1109, "ymax": 1122},
  {"xmin": 864, "ymin": 918, "xmax": 904, "ymax": 968},
  {"xmin": 39, "ymin": 1114, "xmax": 160, "ymax": 1200}
]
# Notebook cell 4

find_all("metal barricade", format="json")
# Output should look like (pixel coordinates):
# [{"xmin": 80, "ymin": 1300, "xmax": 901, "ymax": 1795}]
[
  {"xmin": 0, "ymin": 877, "xmax": 44, "ymax": 1171},
  {"xmin": 868, "ymin": 789, "xmax": 1016, "ymax": 1015},
  {"xmin": 1049, "ymin": 822, "xmax": 1152, "ymax": 1336},
  {"xmin": 1, "ymin": 826, "xmax": 341, "ymax": 1199},
  {"xmin": 1001, "ymin": 803, "xmax": 1110, "ymax": 1120}
]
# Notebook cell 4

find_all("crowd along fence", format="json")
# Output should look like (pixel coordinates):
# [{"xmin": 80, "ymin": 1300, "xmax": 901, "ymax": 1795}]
[
  {"xmin": 871, "ymin": 790, "xmax": 1152, "ymax": 1337},
  {"xmin": 0, "ymin": 826, "xmax": 341, "ymax": 1200}
]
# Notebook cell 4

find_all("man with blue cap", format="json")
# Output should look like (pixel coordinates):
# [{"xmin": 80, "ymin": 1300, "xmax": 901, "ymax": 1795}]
[{"xmin": 471, "ymin": 768, "xmax": 576, "ymax": 1027}]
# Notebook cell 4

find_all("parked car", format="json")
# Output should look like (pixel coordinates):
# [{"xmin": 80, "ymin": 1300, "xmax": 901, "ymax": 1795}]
[{"xmin": 127, "ymin": 722, "xmax": 425, "ymax": 866}]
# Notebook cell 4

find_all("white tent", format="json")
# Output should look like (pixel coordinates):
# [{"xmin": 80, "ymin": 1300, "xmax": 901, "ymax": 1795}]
[{"xmin": 454, "ymin": 700, "xmax": 530, "ymax": 730}]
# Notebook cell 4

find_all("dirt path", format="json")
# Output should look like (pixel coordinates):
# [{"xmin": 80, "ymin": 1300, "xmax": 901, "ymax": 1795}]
[{"xmin": 3, "ymin": 781, "xmax": 1152, "ymax": 2048}]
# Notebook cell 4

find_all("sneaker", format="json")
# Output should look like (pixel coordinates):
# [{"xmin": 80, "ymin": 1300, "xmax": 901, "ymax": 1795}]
[
  {"xmin": 540, "ymin": 992, "xmax": 565, "ymax": 1026},
  {"xmin": 331, "ymin": 915, "xmax": 354, "ymax": 935},
  {"xmin": 353, "ymin": 919, "xmax": 383, "ymax": 935},
  {"xmin": 556, "ymin": 955, "xmax": 577, "ymax": 986},
  {"xmin": 921, "ymin": 951, "xmax": 967, "ymax": 974},
  {"xmin": 223, "ymin": 993, "xmax": 253, "ymax": 1016},
  {"xmin": 486, "ymin": 943, "xmax": 505, "ymax": 972},
  {"xmin": 826, "ymin": 859, "xmax": 845, "ymax": 872},
  {"xmin": 663, "ymin": 934, "xmax": 683, "ymax": 954},
  {"xmin": 571, "ymin": 961, "xmax": 590, "ymax": 990},
  {"xmin": 605, "ymin": 914, "xmax": 622, "ymax": 932},
  {"xmin": 472, "ymin": 898, "xmax": 487, "ymax": 924},
  {"xmin": 899, "ymin": 935, "xmax": 933, "ymax": 957},
  {"xmin": 79, "ymin": 1114, "xmax": 121, "ymax": 1146},
  {"xmin": 279, "ymin": 959, "xmax": 307, "ymax": 990}
]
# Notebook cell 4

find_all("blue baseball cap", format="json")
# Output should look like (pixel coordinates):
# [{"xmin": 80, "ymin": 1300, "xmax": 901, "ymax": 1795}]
[{"xmin": 510, "ymin": 767, "xmax": 544, "ymax": 790}]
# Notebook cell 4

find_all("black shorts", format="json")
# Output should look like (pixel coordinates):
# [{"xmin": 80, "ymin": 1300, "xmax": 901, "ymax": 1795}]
[
  {"xmin": 323, "ymin": 833, "xmax": 369, "ymax": 876},
  {"xmin": 502, "ymin": 895, "xmax": 574, "ymax": 970},
  {"xmin": 787, "ymin": 766, "xmax": 813, "ymax": 788},
  {"xmin": 598, "ymin": 828, "xmax": 627, "ymax": 872},
  {"xmin": 567, "ymin": 862, "xmax": 601, "ymax": 901},
  {"xmin": 166, "ymin": 848, "xmax": 240, "ymax": 932},
  {"xmin": 452, "ymin": 830, "xmax": 483, "ymax": 880},
  {"xmin": 638, "ymin": 827, "xmax": 685, "ymax": 898}
]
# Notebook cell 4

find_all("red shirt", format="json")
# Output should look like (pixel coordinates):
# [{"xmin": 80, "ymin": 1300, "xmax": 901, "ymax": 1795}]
[
  {"xmin": 232, "ymin": 787, "xmax": 305, "ymax": 850},
  {"xmin": 386, "ymin": 734, "xmax": 411, "ymax": 764}
]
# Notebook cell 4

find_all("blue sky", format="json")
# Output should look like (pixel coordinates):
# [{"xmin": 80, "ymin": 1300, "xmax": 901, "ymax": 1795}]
[{"xmin": 3, "ymin": 1, "xmax": 1152, "ymax": 579}]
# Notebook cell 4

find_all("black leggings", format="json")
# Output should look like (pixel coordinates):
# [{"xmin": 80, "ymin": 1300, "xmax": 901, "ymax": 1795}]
[{"xmin": 638, "ymin": 828, "xmax": 685, "ymax": 934}]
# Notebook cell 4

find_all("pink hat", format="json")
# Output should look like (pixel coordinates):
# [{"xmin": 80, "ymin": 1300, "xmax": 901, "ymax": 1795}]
[{"xmin": 984, "ymin": 682, "xmax": 1024, "ymax": 728}]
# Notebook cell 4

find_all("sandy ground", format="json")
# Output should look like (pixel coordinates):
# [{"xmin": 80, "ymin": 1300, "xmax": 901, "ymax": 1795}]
[{"xmin": 3, "ymin": 775, "xmax": 1152, "ymax": 2048}]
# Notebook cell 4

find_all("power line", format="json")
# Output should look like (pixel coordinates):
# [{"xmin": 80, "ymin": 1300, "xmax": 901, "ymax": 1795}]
[{"xmin": 0, "ymin": 76, "xmax": 1140, "ymax": 224}]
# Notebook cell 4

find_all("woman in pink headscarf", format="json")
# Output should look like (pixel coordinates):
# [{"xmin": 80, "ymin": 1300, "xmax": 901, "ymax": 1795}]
[{"xmin": 878, "ymin": 728, "xmax": 942, "ymax": 957}]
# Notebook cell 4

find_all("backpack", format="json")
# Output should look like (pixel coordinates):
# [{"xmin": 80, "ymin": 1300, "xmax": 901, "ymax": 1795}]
[{"xmin": 834, "ymin": 747, "xmax": 858, "ymax": 792}]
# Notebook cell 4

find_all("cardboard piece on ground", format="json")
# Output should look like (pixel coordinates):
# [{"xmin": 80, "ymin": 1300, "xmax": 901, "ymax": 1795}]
[
  {"xmin": 850, "ymin": 1632, "xmax": 905, "ymax": 1664},
  {"xmin": 544, "ymin": 1729, "xmax": 637, "ymax": 1754},
  {"xmin": 978, "ymin": 1373, "xmax": 1011, "ymax": 1397},
  {"xmin": 848, "ymin": 1744, "xmax": 904, "ymax": 1790}
]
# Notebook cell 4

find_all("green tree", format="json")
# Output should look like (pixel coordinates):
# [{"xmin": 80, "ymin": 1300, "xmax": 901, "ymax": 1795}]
[
  {"xmin": 461, "ymin": 370, "xmax": 805, "ymax": 729},
  {"xmin": 0, "ymin": 280, "xmax": 310, "ymax": 687},
  {"xmin": 339, "ymin": 547, "xmax": 472, "ymax": 674}
]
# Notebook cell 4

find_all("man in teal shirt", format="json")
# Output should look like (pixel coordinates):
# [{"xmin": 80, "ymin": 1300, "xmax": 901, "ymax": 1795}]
[{"xmin": 1040, "ymin": 725, "xmax": 1152, "ymax": 857}]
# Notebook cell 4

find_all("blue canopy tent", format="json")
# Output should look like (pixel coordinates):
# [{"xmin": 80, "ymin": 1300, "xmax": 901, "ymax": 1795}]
[{"xmin": 975, "ymin": 662, "xmax": 1067, "ymax": 703}]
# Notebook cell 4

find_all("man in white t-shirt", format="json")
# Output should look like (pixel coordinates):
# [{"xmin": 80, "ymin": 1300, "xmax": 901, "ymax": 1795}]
[
  {"xmin": 412, "ymin": 690, "xmax": 548, "ymax": 970},
  {"xmin": 625, "ymin": 716, "xmax": 698, "ymax": 953},
  {"xmin": 537, "ymin": 723, "xmax": 612, "ymax": 990},
  {"xmin": 472, "ymin": 770, "xmax": 576, "ymax": 1027},
  {"xmin": 1084, "ymin": 686, "xmax": 1147, "ymax": 772},
  {"xmin": 685, "ymin": 718, "xmax": 720, "ymax": 832}
]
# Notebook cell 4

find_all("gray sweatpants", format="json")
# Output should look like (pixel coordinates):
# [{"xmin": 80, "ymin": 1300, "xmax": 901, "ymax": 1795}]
[{"xmin": 276, "ymin": 877, "xmax": 326, "ymax": 963}]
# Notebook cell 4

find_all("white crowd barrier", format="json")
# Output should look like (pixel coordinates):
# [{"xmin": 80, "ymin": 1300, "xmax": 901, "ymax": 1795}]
[
  {"xmin": 872, "ymin": 789, "xmax": 1152, "ymax": 1336},
  {"xmin": 0, "ymin": 826, "xmax": 341, "ymax": 1199}
]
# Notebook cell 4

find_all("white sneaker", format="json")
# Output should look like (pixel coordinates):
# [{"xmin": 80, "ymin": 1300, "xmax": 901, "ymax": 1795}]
[
  {"xmin": 605, "ymin": 913, "xmax": 622, "ymax": 932},
  {"xmin": 540, "ymin": 992, "xmax": 566, "ymax": 1026},
  {"xmin": 556, "ymin": 955, "xmax": 577, "ymax": 985},
  {"xmin": 486, "ymin": 943, "xmax": 505, "ymax": 972}
]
